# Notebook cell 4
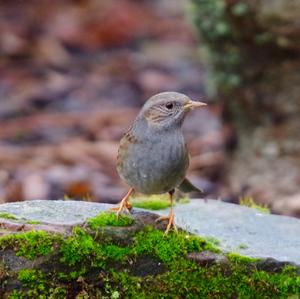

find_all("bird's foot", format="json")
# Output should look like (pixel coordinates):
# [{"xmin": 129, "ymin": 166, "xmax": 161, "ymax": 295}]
[
  {"xmin": 110, "ymin": 198, "xmax": 132, "ymax": 218},
  {"xmin": 155, "ymin": 211, "xmax": 178, "ymax": 235},
  {"xmin": 110, "ymin": 188, "xmax": 134, "ymax": 218}
]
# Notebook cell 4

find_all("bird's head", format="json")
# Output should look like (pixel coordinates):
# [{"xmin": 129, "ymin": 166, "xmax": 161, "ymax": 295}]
[{"xmin": 139, "ymin": 91, "xmax": 207, "ymax": 130}]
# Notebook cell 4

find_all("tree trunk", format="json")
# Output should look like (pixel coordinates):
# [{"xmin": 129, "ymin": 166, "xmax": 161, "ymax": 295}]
[{"xmin": 192, "ymin": 0, "xmax": 300, "ymax": 216}]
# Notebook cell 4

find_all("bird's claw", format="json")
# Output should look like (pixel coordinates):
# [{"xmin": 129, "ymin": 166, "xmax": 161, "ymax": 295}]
[
  {"xmin": 110, "ymin": 188, "xmax": 134, "ymax": 218},
  {"xmin": 155, "ymin": 212, "xmax": 178, "ymax": 235},
  {"xmin": 110, "ymin": 200, "xmax": 132, "ymax": 218}
]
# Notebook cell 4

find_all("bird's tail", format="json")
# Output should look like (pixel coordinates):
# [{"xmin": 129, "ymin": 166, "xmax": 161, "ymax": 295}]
[{"xmin": 177, "ymin": 178, "xmax": 204, "ymax": 194}]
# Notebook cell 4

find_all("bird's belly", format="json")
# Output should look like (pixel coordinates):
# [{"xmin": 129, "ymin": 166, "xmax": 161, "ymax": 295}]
[{"xmin": 118, "ymin": 139, "xmax": 188, "ymax": 194}]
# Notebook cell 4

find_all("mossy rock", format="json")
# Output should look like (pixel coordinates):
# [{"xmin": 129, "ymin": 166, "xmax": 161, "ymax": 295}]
[{"xmin": 0, "ymin": 202, "xmax": 299, "ymax": 298}]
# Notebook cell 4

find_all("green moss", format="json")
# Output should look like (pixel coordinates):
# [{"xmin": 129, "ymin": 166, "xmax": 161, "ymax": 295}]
[
  {"xmin": 204, "ymin": 236, "xmax": 221, "ymax": 246},
  {"xmin": 26, "ymin": 220, "xmax": 41, "ymax": 225},
  {"xmin": 10, "ymin": 269, "xmax": 67, "ymax": 299},
  {"xmin": 178, "ymin": 196, "xmax": 190, "ymax": 204},
  {"xmin": 18, "ymin": 269, "xmax": 43, "ymax": 284},
  {"xmin": 0, "ymin": 212, "xmax": 18, "ymax": 220},
  {"xmin": 87, "ymin": 212, "xmax": 133, "ymax": 230},
  {"xmin": 106, "ymin": 262, "xmax": 300, "ymax": 298},
  {"xmin": 59, "ymin": 226, "xmax": 129, "ymax": 267},
  {"xmin": 103, "ymin": 244, "xmax": 130, "ymax": 261},
  {"xmin": 133, "ymin": 226, "xmax": 219, "ymax": 264},
  {"xmin": 131, "ymin": 194, "xmax": 171, "ymax": 210},
  {"xmin": 240, "ymin": 196, "xmax": 270, "ymax": 214},
  {"xmin": 0, "ymin": 230, "xmax": 60, "ymax": 260},
  {"xmin": 3, "ymin": 220, "xmax": 299, "ymax": 298},
  {"xmin": 60, "ymin": 226, "xmax": 97, "ymax": 266},
  {"xmin": 227, "ymin": 252, "xmax": 259, "ymax": 264},
  {"xmin": 131, "ymin": 194, "xmax": 190, "ymax": 210},
  {"xmin": 57, "ymin": 268, "xmax": 87, "ymax": 282},
  {"xmin": 0, "ymin": 213, "xmax": 41, "ymax": 224}
]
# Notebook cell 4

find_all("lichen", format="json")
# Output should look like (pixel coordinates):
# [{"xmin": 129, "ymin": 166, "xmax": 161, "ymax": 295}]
[
  {"xmin": 190, "ymin": 0, "xmax": 245, "ymax": 94},
  {"xmin": 190, "ymin": 0, "xmax": 279, "ymax": 96}
]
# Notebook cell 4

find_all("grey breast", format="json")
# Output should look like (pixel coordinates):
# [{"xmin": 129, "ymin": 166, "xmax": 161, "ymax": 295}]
[{"xmin": 118, "ymin": 128, "xmax": 189, "ymax": 194}]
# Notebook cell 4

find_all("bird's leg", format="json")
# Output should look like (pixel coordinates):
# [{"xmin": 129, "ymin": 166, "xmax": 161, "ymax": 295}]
[
  {"xmin": 155, "ymin": 190, "xmax": 178, "ymax": 234},
  {"xmin": 110, "ymin": 188, "xmax": 134, "ymax": 217}
]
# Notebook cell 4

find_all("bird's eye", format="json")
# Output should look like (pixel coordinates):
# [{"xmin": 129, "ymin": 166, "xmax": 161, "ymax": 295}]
[{"xmin": 165, "ymin": 102, "xmax": 174, "ymax": 110}]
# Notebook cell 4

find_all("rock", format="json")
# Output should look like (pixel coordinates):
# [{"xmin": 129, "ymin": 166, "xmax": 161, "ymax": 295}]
[
  {"xmin": 187, "ymin": 251, "xmax": 228, "ymax": 267},
  {"xmin": 0, "ymin": 199, "xmax": 299, "ymax": 298},
  {"xmin": 0, "ymin": 200, "xmax": 112, "ymax": 226},
  {"xmin": 256, "ymin": 258, "xmax": 294, "ymax": 273},
  {"xmin": 0, "ymin": 199, "xmax": 299, "ymax": 266},
  {"xmin": 1, "ymin": 250, "xmax": 33, "ymax": 273},
  {"xmin": 157, "ymin": 199, "xmax": 300, "ymax": 266},
  {"xmin": 129, "ymin": 255, "xmax": 166, "ymax": 277}
]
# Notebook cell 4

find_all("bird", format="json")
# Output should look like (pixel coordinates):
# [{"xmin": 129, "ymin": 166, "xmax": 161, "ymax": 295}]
[{"xmin": 112, "ymin": 91, "xmax": 207, "ymax": 234}]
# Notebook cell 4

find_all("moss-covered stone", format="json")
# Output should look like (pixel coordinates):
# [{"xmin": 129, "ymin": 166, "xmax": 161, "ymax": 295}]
[
  {"xmin": 190, "ymin": 0, "xmax": 245, "ymax": 94},
  {"xmin": 9, "ymin": 269, "xmax": 67, "ymax": 299},
  {"xmin": 0, "ymin": 213, "xmax": 18, "ymax": 220},
  {"xmin": 0, "ymin": 211, "xmax": 299, "ymax": 298},
  {"xmin": 0, "ymin": 230, "xmax": 61, "ymax": 260},
  {"xmin": 190, "ymin": 0, "xmax": 284, "ymax": 96}
]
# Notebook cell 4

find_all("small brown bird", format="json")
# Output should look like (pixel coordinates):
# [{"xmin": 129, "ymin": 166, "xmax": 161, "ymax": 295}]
[{"xmin": 112, "ymin": 92, "xmax": 206, "ymax": 234}]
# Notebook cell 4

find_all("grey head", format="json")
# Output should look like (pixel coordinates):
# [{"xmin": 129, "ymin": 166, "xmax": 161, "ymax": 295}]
[{"xmin": 137, "ymin": 91, "xmax": 206, "ymax": 131}]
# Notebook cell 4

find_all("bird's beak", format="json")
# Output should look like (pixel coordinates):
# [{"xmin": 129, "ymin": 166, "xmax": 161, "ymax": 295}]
[{"xmin": 184, "ymin": 100, "xmax": 207, "ymax": 111}]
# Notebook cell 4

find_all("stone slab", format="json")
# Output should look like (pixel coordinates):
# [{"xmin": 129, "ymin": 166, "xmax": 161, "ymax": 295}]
[
  {"xmin": 0, "ymin": 199, "xmax": 299, "ymax": 266},
  {"xmin": 0, "ymin": 200, "xmax": 111, "ymax": 225},
  {"xmin": 157, "ymin": 199, "xmax": 300, "ymax": 265}
]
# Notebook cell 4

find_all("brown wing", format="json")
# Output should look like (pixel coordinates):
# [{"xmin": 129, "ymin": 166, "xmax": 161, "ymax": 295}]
[{"xmin": 117, "ymin": 125, "xmax": 138, "ymax": 169}]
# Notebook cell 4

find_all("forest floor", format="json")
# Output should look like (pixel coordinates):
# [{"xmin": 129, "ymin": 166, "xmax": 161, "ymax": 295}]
[{"xmin": 0, "ymin": 0, "xmax": 234, "ymax": 204}]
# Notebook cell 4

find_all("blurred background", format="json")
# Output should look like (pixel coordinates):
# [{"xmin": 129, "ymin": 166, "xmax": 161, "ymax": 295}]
[{"xmin": 0, "ymin": 0, "xmax": 299, "ymax": 217}]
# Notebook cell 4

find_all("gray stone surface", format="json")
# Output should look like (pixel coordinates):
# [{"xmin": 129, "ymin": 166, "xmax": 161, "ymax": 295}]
[
  {"xmin": 158, "ymin": 200, "xmax": 300, "ymax": 265},
  {"xmin": 0, "ymin": 199, "xmax": 300, "ymax": 266},
  {"xmin": 0, "ymin": 200, "xmax": 112, "ymax": 225}
]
